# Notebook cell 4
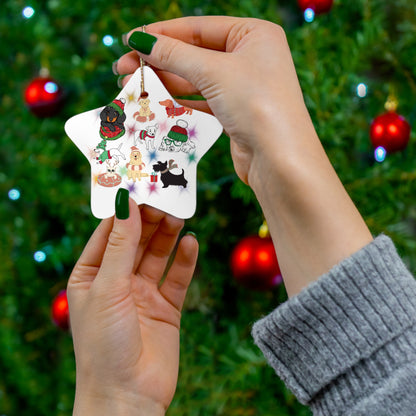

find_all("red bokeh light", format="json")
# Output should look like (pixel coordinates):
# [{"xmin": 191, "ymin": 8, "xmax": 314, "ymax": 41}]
[
  {"xmin": 230, "ymin": 235, "xmax": 282, "ymax": 290},
  {"xmin": 370, "ymin": 111, "xmax": 411, "ymax": 154},
  {"xmin": 51, "ymin": 290, "xmax": 69, "ymax": 330},
  {"xmin": 24, "ymin": 76, "xmax": 63, "ymax": 117},
  {"xmin": 297, "ymin": 0, "xmax": 334, "ymax": 14}
]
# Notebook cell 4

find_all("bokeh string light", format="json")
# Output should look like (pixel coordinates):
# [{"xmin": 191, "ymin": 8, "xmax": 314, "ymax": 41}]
[
  {"xmin": 33, "ymin": 250, "xmax": 47, "ymax": 263},
  {"xmin": 304, "ymin": 8, "xmax": 315, "ymax": 22},
  {"xmin": 356, "ymin": 83, "xmax": 368, "ymax": 98},
  {"xmin": 102, "ymin": 35, "xmax": 114, "ymax": 46},
  {"xmin": 22, "ymin": 6, "xmax": 35, "ymax": 19},
  {"xmin": 8, "ymin": 189, "xmax": 21, "ymax": 201}
]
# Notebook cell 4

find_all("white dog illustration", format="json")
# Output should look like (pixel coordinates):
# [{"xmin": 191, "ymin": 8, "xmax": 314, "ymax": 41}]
[
  {"xmin": 105, "ymin": 158, "xmax": 119, "ymax": 178},
  {"xmin": 158, "ymin": 137, "xmax": 196, "ymax": 153},
  {"xmin": 94, "ymin": 142, "xmax": 125, "ymax": 164},
  {"xmin": 134, "ymin": 123, "xmax": 159, "ymax": 150}
]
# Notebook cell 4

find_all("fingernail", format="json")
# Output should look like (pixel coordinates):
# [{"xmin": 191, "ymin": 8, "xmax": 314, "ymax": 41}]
[
  {"xmin": 122, "ymin": 33, "xmax": 128, "ymax": 46},
  {"xmin": 128, "ymin": 31, "xmax": 157, "ymax": 55},
  {"xmin": 117, "ymin": 75, "xmax": 124, "ymax": 89},
  {"xmin": 115, "ymin": 188, "xmax": 129, "ymax": 220},
  {"xmin": 186, "ymin": 231, "xmax": 197, "ymax": 239},
  {"xmin": 112, "ymin": 60, "xmax": 119, "ymax": 76}
]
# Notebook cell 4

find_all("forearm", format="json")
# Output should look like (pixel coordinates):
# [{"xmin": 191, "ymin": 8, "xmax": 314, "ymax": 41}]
[{"xmin": 247, "ymin": 109, "xmax": 373, "ymax": 297}]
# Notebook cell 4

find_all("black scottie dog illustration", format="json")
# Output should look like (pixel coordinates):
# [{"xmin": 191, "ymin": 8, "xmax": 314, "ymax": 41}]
[{"xmin": 153, "ymin": 160, "xmax": 188, "ymax": 188}]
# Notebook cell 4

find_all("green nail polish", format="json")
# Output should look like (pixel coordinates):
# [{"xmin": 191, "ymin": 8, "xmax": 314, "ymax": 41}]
[
  {"xmin": 117, "ymin": 75, "xmax": 124, "ymax": 89},
  {"xmin": 112, "ymin": 60, "xmax": 119, "ymax": 76},
  {"xmin": 186, "ymin": 231, "xmax": 197, "ymax": 239},
  {"xmin": 115, "ymin": 188, "xmax": 129, "ymax": 219},
  {"xmin": 128, "ymin": 31, "xmax": 157, "ymax": 55}
]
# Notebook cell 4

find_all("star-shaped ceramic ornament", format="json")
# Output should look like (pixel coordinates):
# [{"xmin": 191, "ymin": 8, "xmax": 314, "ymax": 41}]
[{"xmin": 65, "ymin": 66, "xmax": 223, "ymax": 219}]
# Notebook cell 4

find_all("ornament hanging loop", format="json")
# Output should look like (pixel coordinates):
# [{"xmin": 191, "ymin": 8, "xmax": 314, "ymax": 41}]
[
  {"xmin": 384, "ymin": 94, "xmax": 398, "ymax": 112},
  {"xmin": 258, "ymin": 220, "xmax": 270, "ymax": 239},
  {"xmin": 385, "ymin": 85, "xmax": 398, "ymax": 112},
  {"xmin": 140, "ymin": 26, "xmax": 147, "ymax": 98}
]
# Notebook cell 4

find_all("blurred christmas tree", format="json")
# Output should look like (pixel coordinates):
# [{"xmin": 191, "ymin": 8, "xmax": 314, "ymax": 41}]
[{"xmin": 1, "ymin": 0, "xmax": 416, "ymax": 415}]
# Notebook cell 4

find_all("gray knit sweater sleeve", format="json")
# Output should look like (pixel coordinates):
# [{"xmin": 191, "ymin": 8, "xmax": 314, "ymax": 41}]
[{"xmin": 251, "ymin": 235, "xmax": 416, "ymax": 416}]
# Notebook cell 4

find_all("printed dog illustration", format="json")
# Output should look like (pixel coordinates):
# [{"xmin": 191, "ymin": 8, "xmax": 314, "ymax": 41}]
[
  {"xmin": 99, "ymin": 98, "xmax": 126, "ymax": 140},
  {"xmin": 152, "ymin": 160, "xmax": 187, "ymax": 188},
  {"xmin": 133, "ymin": 92, "xmax": 155, "ymax": 123},
  {"xmin": 180, "ymin": 140, "xmax": 196, "ymax": 153},
  {"xmin": 159, "ymin": 99, "xmax": 193, "ymax": 118},
  {"xmin": 105, "ymin": 158, "xmax": 119, "ymax": 179},
  {"xmin": 134, "ymin": 123, "xmax": 159, "ymax": 150},
  {"xmin": 94, "ymin": 142, "xmax": 125, "ymax": 164},
  {"xmin": 158, "ymin": 119, "xmax": 195, "ymax": 154},
  {"xmin": 97, "ymin": 158, "xmax": 122, "ymax": 187},
  {"xmin": 126, "ymin": 146, "xmax": 148, "ymax": 181},
  {"xmin": 158, "ymin": 137, "xmax": 196, "ymax": 153}
]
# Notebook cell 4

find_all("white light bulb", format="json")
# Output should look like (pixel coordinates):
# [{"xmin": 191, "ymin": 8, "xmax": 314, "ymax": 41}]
[
  {"xmin": 356, "ymin": 83, "xmax": 368, "ymax": 98},
  {"xmin": 22, "ymin": 6, "xmax": 35, "ymax": 19},
  {"xmin": 103, "ymin": 35, "xmax": 114, "ymax": 46}
]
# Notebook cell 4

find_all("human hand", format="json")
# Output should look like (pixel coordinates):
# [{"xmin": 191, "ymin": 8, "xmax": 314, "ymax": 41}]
[
  {"xmin": 116, "ymin": 17, "xmax": 372, "ymax": 297},
  {"xmin": 116, "ymin": 16, "xmax": 313, "ymax": 185},
  {"xmin": 67, "ymin": 198, "xmax": 198, "ymax": 415}
]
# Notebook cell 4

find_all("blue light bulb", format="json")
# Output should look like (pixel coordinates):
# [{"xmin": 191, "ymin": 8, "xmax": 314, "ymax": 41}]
[
  {"xmin": 374, "ymin": 146, "xmax": 387, "ymax": 163},
  {"xmin": 44, "ymin": 81, "xmax": 58, "ymax": 94},
  {"xmin": 8, "ymin": 189, "xmax": 21, "ymax": 200},
  {"xmin": 34, "ymin": 250, "xmax": 47, "ymax": 263},
  {"xmin": 304, "ymin": 8, "xmax": 315, "ymax": 22}
]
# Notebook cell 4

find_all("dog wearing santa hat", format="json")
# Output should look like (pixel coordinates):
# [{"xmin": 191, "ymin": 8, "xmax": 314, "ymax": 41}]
[{"xmin": 126, "ymin": 146, "xmax": 148, "ymax": 182}]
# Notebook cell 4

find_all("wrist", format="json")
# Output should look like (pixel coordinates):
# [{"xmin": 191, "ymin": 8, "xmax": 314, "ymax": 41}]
[
  {"xmin": 73, "ymin": 389, "xmax": 165, "ymax": 416},
  {"xmin": 246, "ymin": 120, "xmax": 372, "ymax": 296},
  {"xmin": 247, "ymin": 110, "xmax": 322, "ymax": 197}
]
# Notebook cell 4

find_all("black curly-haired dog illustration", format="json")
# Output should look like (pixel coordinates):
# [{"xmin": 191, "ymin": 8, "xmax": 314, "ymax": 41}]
[
  {"xmin": 99, "ymin": 98, "xmax": 126, "ymax": 140},
  {"xmin": 153, "ymin": 160, "xmax": 188, "ymax": 188}
]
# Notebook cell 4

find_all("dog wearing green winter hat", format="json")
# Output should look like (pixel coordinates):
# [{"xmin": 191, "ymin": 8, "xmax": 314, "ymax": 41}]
[{"xmin": 159, "ymin": 119, "xmax": 195, "ymax": 153}]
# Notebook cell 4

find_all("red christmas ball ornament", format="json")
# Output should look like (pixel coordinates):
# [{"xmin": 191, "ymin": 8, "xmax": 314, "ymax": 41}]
[
  {"xmin": 370, "ymin": 111, "xmax": 411, "ymax": 154},
  {"xmin": 51, "ymin": 290, "xmax": 69, "ymax": 330},
  {"xmin": 230, "ymin": 235, "xmax": 282, "ymax": 290},
  {"xmin": 24, "ymin": 75, "xmax": 64, "ymax": 117},
  {"xmin": 298, "ymin": 0, "xmax": 334, "ymax": 14}
]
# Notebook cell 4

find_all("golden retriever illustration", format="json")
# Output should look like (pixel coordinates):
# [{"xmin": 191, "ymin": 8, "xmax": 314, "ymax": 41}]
[{"xmin": 126, "ymin": 146, "xmax": 149, "ymax": 181}]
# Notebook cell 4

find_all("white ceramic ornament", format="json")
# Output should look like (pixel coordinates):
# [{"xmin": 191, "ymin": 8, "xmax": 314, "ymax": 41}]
[{"xmin": 65, "ymin": 66, "xmax": 223, "ymax": 219}]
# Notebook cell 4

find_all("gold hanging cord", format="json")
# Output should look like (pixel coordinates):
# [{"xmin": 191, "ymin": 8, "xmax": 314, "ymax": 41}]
[{"xmin": 140, "ymin": 26, "xmax": 146, "ymax": 97}]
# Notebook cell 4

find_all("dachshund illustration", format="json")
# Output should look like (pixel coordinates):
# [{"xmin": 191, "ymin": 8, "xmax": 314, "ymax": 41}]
[{"xmin": 159, "ymin": 99, "xmax": 193, "ymax": 118}]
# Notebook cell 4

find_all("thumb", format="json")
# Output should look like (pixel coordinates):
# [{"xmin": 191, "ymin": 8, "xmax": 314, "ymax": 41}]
[
  {"xmin": 96, "ymin": 190, "xmax": 142, "ymax": 285},
  {"xmin": 126, "ymin": 30, "xmax": 219, "ymax": 92}
]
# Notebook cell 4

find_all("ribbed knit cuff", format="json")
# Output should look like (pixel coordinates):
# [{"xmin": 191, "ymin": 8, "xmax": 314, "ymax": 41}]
[{"xmin": 252, "ymin": 235, "xmax": 416, "ymax": 413}]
